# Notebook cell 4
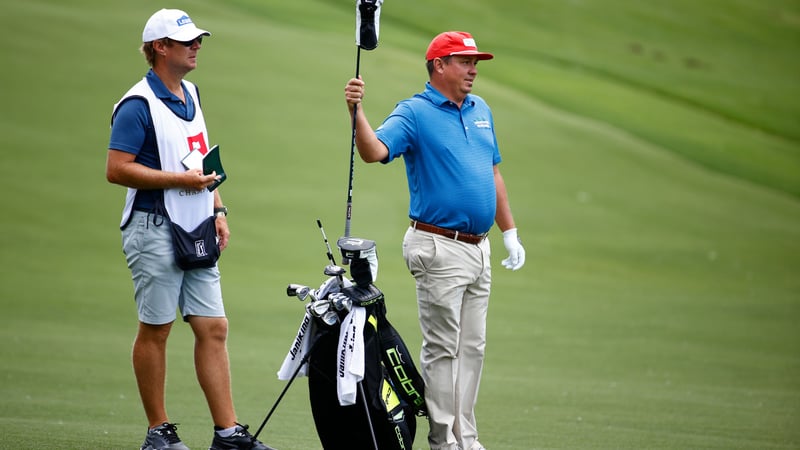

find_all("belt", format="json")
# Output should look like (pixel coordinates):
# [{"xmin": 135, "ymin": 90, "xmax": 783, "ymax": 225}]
[{"xmin": 410, "ymin": 220, "xmax": 487, "ymax": 245}]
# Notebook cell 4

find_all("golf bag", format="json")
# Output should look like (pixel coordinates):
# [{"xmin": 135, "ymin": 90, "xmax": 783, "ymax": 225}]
[
  {"xmin": 276, "ymin": 236, "xmax": 426, "ymax": 450},
  {"xmin": 308, "ymin": 289, "xmax": 415, "ymax": 450}
]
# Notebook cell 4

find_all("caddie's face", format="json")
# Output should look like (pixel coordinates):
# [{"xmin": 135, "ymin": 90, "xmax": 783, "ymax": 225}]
[{"xmin": 158, "ymin": 37, "xmax": 202, "ymax": 74}]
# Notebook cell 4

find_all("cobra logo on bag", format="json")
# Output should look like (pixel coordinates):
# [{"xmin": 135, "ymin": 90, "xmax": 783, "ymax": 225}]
[{"xmin": 385, "ymin": 346, "xmax": 424, "ymax": 411}]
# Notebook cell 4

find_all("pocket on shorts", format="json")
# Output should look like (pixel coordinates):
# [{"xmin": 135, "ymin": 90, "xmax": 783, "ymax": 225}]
[
  {"xmin": 122, "ymin": 212, "xmax": 147, "ymax": 260},
  {"xmin": 403, "ymin": 229, "xmax": 437, "ymax": 277}
]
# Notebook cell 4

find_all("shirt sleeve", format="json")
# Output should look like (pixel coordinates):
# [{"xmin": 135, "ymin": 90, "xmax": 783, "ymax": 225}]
[
  {"xmin": 489, "ymin": 108, "xmax": 502, "ymax": 165},
  {"xmin": 108, "ymin": 97, "xmax": 150, "ymax": 155},
  {"xmin": 375, "ymin": 101, "xmax": 417, "ymax": 163}
]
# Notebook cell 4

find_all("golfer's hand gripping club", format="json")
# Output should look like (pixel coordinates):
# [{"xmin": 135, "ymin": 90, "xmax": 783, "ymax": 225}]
[{"xmin": 344, "ymin": 77, "xmax": 365, "ymax": 110}]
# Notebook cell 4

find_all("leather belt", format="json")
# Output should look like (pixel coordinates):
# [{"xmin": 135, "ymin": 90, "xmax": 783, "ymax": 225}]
[{"xmin": 410, "ymin": 220, "xmax": 487, "ymax": 245}]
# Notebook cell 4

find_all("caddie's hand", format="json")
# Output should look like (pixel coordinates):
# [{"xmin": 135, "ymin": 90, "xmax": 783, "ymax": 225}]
[
  {"xmin": 501, "ymin": 228, "xmax": 526, "ymax": 271},
  {"xmin": 184, "ymin": 168, "xmax": 220, "ymax": 191},
  {"xmin": 215, "ymin": 215, "xmax": 230, "ymax": 251},
  {"xmin": 344, "ymin": 77, "xmax": 365, "ymax": 110}
]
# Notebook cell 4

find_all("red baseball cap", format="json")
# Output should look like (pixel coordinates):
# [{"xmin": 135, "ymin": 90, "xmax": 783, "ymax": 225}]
[{"xmin": 425, "ymin": 31, "xmax": 494, "ymax": 61}]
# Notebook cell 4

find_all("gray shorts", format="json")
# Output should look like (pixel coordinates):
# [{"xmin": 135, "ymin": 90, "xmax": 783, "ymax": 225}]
[{"xmin": 122, "ymin": 210, "xmax": 225, "ymax": 325}]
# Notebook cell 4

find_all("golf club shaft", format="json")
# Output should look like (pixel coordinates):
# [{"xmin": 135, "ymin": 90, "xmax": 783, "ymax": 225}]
[
  {"xmin": 317, "ymin": 219, "xmax": 337, "ymax": 266},
  {"xmin": 344, "ymin": 46, "xmax": 362, "ymax": 242}
]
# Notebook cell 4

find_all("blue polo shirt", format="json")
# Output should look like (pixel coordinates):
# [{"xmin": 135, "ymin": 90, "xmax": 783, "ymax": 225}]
[
  {"xmin": 375, "ymin": 82, "xmax": 501, "ymax": 235},
  {"xmin": 108, "ymin": 70, "xmax": 200, "ymax": 211}
]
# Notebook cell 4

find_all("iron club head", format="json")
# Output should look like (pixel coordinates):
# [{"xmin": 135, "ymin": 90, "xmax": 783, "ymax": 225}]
[{"xmin": 287, "ymin": 284, "xmax": 311, "ymax": 301}]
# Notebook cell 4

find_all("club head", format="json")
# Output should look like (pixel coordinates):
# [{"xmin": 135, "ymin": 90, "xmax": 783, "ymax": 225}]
[
  {"xmin": 286, "ymin": 284, "xmax": 311, "ymax": 301},
  {"xmin": 330, "ymin": 293, "xmax": 352, "ymax": 312},
  {"xmin": 310, "ymin": 298, "xmax": 331, "ymax": 317},
  {"xmin": 323, "ymin": 264, "xmax": 346, "ymax": 277},
  {"xmin": 321, "ymin": 310, "xmax": 339, "ymax": 326}
]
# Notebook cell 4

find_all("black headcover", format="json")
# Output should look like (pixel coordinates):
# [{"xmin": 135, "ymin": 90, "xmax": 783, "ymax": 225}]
[
  {"xmin": 356, "ymin": 0, "xmax": 383, "ymax": 50},
  {"xmin": 338, "ymin": 237, "xmax": 378, "ymax": 287}
]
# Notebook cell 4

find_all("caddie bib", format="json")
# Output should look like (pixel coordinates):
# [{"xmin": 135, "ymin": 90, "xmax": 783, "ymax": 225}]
[{"xmin": 113, "ymin": 78, "xmax": 213, "ymax": 230}]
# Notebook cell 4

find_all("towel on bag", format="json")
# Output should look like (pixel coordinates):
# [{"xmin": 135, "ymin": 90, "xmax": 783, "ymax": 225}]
[
  {"xmin": 336, "ymin": 306, "xmax": 366, "ymax": 405},
  {"xmin": 277, "ymin": 311, "xmax": 315, "ymax": 380}
]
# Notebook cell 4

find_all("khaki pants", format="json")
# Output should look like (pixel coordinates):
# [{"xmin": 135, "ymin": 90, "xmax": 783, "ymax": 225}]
[{"xmin": 403, "ymin": 227, "xmax": 491, "ymax": 450}]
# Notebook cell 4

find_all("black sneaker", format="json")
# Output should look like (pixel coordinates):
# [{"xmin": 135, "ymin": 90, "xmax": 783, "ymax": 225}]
[
  {"xmin": 209, "ymin": 423, "xmax": 276, "ymax": 450},
  {"xmin": 141, "ymin": 422, "xmax": 191, "ymax": 450}
]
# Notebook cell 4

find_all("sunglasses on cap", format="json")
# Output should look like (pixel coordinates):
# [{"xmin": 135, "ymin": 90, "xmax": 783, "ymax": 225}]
[{"xmin": 171, "ymin": 36, "xmax": 203, "ymax": 47}]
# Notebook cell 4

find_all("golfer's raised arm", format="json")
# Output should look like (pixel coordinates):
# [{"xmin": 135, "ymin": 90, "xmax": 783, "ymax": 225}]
[{"xmin": 345, "ymin": 77, "xmax": 389, "ymax": 163}]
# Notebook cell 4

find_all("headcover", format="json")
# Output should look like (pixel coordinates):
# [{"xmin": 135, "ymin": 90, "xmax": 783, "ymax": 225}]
[
  {"xmin": 355, "ymin": 0, "xmax": 383, "ymax": 50},
  {"xmin": 338, "ymin": 237, "xmax": 378, "ymax": 286}
]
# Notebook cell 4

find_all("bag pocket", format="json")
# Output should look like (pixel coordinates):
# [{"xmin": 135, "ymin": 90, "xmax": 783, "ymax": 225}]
[{"xmin": 169, "ymin": 216, "xmax": 220, "ymax": 270}]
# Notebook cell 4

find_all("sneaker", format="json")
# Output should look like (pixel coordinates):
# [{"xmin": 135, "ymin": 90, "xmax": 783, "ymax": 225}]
[
  {"xmin": 209, "ymin": 423, "xmax": 276, "ymax": 450},
  {"xmin": 141, "ymin": 422, "xmax": 191, "ymax": 450}
]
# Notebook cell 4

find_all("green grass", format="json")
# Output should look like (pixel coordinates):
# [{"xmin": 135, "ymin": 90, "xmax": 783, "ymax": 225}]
[{"xmin": 1, "ymin": 0, "xmax": 798, "ymax": 448}]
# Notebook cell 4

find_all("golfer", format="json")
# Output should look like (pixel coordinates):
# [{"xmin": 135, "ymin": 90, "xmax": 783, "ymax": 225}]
[
  {"xmin": 106, "ymin": 9, "xmax": 275, "ymax": 450},
  {"xmin": 344, "ymin": 31, "xmax": 526, "ymax": 450}
]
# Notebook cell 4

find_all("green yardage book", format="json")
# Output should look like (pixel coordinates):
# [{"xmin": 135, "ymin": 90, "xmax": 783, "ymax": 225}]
[{"xmin": 203, "ymin": 145, "xmax": 227, "ymax": 192}]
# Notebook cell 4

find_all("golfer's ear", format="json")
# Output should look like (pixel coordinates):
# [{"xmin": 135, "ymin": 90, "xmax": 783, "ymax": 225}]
[{"xmin": 434, "ymin": 58, "xmax": 446, "ymax": 73}]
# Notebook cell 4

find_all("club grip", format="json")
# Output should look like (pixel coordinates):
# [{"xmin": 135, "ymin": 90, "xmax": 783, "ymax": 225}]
[{"xmin": 287, "ymin": 284, "xmax": 303, "ymax": 297}]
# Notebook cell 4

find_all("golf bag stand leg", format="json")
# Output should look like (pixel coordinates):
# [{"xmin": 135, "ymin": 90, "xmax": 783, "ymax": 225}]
[
  {"xmin": 252, "ymin": 330, "xmax": 327, "ymax": 440},
  {"xmin": 358, "ymin": 379, "xmax": 379, "ymax": 450}
]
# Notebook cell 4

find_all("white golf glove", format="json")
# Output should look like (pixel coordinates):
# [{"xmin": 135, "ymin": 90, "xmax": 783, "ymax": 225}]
[{"xmin": 501, "ymin": 228, "xmax": 525, "ymax": 271}]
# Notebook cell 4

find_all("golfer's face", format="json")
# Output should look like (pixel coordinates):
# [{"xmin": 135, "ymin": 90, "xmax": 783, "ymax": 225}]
[{"xmin": 444, "ymin": 56, "xmax": 479, "ymax": 94}]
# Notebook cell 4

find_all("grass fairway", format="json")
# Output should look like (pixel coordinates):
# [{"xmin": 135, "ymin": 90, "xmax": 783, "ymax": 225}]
[{"xmin": 1, "ymin": 0, "xmax": 798, "ymax": 449}]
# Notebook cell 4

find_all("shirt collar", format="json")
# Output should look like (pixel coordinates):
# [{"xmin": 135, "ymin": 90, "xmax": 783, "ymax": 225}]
[
  {"xmin": 422, "ymin": 82, "xmax": 475, "ymax": 109},
  {"xmin": 144, "ymin": 69, "xmax": 196, "ymax": 120},
  {"xmin": 145, "ymin": 69, "xmax": 192, "ymax": 105},
  {"xmin": 145, "ymin": 69, "xmax": 174, "ymax": 100}
]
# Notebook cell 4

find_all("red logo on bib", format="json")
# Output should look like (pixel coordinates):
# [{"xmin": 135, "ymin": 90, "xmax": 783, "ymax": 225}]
[{"xmin": 187, "ymin": 133, "xmax": 208, "ymax": 155}]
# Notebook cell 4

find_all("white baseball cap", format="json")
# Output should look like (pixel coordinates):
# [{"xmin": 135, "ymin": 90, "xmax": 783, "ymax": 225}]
[{"xmin": 142, "ymin": 9, "xmax": 211, "ymax": 43}]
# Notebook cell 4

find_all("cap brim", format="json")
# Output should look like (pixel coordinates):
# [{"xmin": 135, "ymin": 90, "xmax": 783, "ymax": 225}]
[
  {"xmin": 450, "ymin": 50, "xmax": 494, "ymax": 60},
  {"xmin": 168, "ymin": 26, "xmax": 211, "ymax": 42}
]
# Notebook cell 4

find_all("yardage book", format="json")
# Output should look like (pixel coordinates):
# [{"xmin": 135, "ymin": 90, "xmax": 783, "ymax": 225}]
[
  {"xmin": 202, "ymin": 145, "xmax": 226, "ymax": 191},
  {"xmin": 181, "ymin": 144, "xmax": 227, "ymax": 192}
]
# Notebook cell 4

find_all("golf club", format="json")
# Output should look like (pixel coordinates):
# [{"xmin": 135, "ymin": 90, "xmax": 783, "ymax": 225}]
[
  {"xmin": 286, "ymin": 283, "xmax": 310, "ymax": 300},
  {"xmin": 344, "ymin": 0, "xmax": 384, "ymax": 260}
]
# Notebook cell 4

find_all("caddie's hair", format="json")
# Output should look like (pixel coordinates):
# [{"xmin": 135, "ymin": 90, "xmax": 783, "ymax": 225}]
[
  {"xmin": 140, "ymin": 38, "xmax": 171, "ymax": 67},
  {"xmin": 426, "ymin": 55, "xmax": 452, "ymax": 76}
]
